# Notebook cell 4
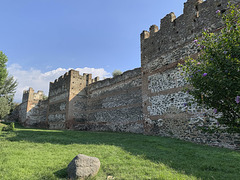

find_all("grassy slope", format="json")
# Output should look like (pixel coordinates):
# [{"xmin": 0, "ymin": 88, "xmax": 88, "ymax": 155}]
[{"xmin": 0, "ymin": 127, "xmax": 239, "ymax": 180}]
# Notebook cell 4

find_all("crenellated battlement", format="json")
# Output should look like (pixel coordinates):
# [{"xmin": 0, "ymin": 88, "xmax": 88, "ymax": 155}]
[
  {"xmin": 183, "ymin": 0, "xmax": 203, "ymax": 15},
  {"xmin": 22, "ymin": 88, "xmax": 33, "ymax": 103},
  {"xmin": 51, "ymin": 71, "xmax": 70, "ymax": 85},
  {"xmin": 48, "ymin": 69, "xmax": 100, "ymax": 99},
  {"xmin": 140, "ymin": 0, "xmax": 237, "ymax": 67},
  {"xmin": 141, "ymin": 0, "xmax": 203, "ymax": 41},
  {"xmin": 22, "ymin": 87, "xmax": 45, "ymax": 103},
  {"xmin": 50, "ymin": 69, "xmax": 99, "ymax": 87}
]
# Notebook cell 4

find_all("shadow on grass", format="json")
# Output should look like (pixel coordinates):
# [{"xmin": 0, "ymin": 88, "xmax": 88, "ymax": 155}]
[
  {"xmin": 54, "ymin": 167, "xmax": 68, "ymax": 179},
  {"xmin": 6, "ymin": 128, "xmax": 240, "ymax": 179}
]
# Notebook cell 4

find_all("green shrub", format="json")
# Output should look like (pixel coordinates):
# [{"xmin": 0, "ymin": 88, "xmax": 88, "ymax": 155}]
[
  {"xmin": 112, "ymin": 70, "xmax": 122, "ymax": 77},
  {"xmin": 2, "ymin": 122, "xmax": 15, "ymax": 131},
  {"xmin": 180, "ymin": 3, "xmax": 240, "ymax": 132}
]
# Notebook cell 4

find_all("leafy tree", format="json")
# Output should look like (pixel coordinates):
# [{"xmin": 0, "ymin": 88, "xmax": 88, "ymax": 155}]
[
  {"xmin": 112, "ymin": 70, "xmax": 122, "ymax": 77},
  {"xmin": 0, "ymin": 51, "xmax": 8, "ymax": 86},
  {"xmin": 0, "ymin": 76, "xmax": 17, "ymax": 101},
  {"xmin": 180, "ymin": 3, "xmax": 240, "ymax": 132},
  {"xmin": 0, "ymin": 97, "xmax": 11, "ymax": 119},
  {"xmin": 0, "ymin": 51, "xmax": 17, "ymax": 119}
]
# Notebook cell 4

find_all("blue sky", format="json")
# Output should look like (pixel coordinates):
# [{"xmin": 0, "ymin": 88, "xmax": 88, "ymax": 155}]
[{"xmin": 0, "ymin": 0, "xmax": 186, "ymax": 102}]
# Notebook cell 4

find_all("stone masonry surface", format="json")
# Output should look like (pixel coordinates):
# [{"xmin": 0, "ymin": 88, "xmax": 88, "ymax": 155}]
[{"xmin": 16, "ymin": 0, "xmax": 239, "ymax": 150}]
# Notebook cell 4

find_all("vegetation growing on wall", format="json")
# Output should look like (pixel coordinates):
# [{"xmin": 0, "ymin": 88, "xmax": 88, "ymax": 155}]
[
  {"xmin": 180, "ymin": 3, "xmax": 240, "ymax": 132},
  {"xmin": 112, "ymin": 69, "xmax": 122, "ymax": 77}
]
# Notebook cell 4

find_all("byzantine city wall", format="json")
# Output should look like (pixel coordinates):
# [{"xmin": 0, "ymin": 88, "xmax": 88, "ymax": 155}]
[{"xmin": 16, "ymin": 0, "xmax": 239, "ymax": 150}]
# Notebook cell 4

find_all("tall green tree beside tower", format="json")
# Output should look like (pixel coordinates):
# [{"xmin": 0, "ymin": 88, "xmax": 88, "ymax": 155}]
[
  {"xmin": 0, "ymin": 51, "xmax": 8, "ymax": 86},
  {"xmin": 0, "ymin": 51, "xmax": 17, "ymax": 119}
]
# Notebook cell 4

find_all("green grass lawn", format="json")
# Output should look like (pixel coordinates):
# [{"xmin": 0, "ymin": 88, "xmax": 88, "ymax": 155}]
[{"xmin": 0, "ymin": 124, "xmax": 239, "ymax": 180}]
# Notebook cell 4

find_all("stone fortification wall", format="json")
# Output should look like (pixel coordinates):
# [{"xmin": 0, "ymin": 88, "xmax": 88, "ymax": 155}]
[
  {"xmin": 141, "ymin": 0, "xmax": 240, "ymax": 149},
  {"xmin": 47, "ymin": 71, "xmax": 70, "ymax": 129},
  {"xmin": 17, "ymin": 0, "xmax": 239, "ymax": 150},
  {"xmin": 24, "ymin": 100, "xmax": 48, "ymax": 128},
  {"xmin": 72, "ymin": 68, "xmax": 143, "ymax": 133},
  {"xmin": 18, "ymin": 90, "xmax": 29, "ymax": 124},
  {"xmin": 66, "ymin": 71, "xmax": 97, "ymax": 128},
  {"xmin": 18, "ymin": 102, "xmax": 27, "ymax": 124},
  {"xmin": 47, "ymin": 70, "xmax": 99, "ymax": 129},
  {"xmin": 18, "ymin": 88, "xmax": 48, "ymax": 128}
]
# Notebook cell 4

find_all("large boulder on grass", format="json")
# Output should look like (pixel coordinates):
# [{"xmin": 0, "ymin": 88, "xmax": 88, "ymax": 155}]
[{"xmin": 67, "ymin": 154, "xmax": 100, "ymax": 180}]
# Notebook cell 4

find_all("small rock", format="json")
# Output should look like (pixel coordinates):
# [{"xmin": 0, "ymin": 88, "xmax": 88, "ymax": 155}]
[
  {"xmin": 107, "ymin": 176, "xmax": 115, "ymax": 179},
  {"xmin": 67, "ymin": 154, "xmax": 100, "ymax": 180}
]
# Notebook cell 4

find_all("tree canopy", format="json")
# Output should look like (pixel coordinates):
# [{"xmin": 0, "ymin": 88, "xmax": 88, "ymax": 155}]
[
  {"xmin": 0, "ymin": 51, "xmax": 8, "ymax": 86},
  {"xmin": 0, "ymin": 51, "xmax": 17, "ymax": 119}
]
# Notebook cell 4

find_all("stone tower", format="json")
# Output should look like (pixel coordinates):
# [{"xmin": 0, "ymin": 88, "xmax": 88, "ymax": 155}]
[{"xmin": 47, "ymin": 69, "xmax": 99, "ymax": 129}]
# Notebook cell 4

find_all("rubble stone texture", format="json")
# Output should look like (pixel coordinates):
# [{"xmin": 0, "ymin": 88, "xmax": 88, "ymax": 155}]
[{"xmin": 16, "ymin": 0, "xmax": 240, "ymax": 150}]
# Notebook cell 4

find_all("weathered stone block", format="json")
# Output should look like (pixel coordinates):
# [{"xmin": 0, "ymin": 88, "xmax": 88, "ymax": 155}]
[{"xmin": 67, "ymin": 154, "xmax": 100, "ymax": 180}]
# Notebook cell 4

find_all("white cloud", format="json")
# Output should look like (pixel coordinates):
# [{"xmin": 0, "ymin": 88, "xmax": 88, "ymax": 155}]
[{"xmin": 7, "ymin": 64, "xmax": 111, "ymax": 103}]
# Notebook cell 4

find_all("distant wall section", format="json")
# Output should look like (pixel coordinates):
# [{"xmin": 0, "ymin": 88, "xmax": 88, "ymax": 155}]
[
  {"xmin": 72, "ymin": 68, "xmax": 143, "ymax": 133},
  {"xmin": 18, "ymin": 88, "xmax": 48, "ymax": 128}
]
